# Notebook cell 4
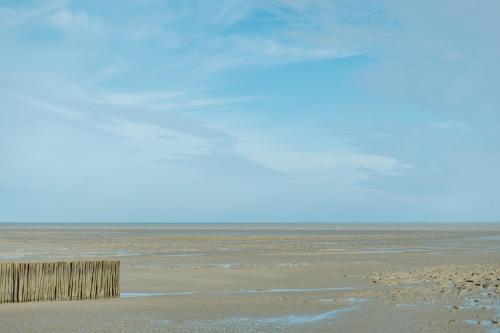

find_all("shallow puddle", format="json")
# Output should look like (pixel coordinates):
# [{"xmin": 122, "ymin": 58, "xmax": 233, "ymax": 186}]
[
  {"xmin": 156, "ymin": 302, "xmax": 365, "ymax": 332},
  {"xmin": 121, "ymin": 292, "xmax": 195, "ymax": 298},
  {"xmin": 252, "ymin": 306, "xmax": 356, "ymax": 325},
  {"xmin": 121, "ymin": 286, "xmax": 362, "ymax": 299}
]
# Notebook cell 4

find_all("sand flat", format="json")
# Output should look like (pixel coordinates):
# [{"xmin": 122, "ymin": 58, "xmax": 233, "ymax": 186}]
[{"xmin": 0, "ymin": 223, "xmax": 498, "ymax": 332}]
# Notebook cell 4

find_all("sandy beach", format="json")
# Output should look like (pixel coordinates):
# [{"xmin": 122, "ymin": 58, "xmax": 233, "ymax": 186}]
[{"xmin": 0, "ymin": 223, "xmax": 498, "ymax": 333}]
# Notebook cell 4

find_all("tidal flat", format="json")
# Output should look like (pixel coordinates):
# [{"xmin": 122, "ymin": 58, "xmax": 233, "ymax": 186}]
[{"xmin": 0, "ymin": 223, "xmax": 499, "ymax": 332}]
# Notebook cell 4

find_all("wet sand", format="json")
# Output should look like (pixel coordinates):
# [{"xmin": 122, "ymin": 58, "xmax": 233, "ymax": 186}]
[{"xmin": 0, "ymin": 223, "xmax": 498, "ymax": 332}]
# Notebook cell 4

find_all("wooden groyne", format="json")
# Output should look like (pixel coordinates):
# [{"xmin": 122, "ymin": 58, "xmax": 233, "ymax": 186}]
[{"xmin": 0, "ymin": 261, "xmax": 120, "ymax": 303}]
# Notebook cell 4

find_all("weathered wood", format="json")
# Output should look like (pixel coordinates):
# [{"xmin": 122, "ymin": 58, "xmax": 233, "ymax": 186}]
[{"xmin": 0, "ymin": 261, "xmax": 120, "ymax": 303}]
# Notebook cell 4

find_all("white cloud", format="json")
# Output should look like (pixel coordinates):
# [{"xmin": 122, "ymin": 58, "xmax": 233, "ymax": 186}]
[
  {"xmin": 240, "ymin": 148, "xmax": 406, "ymax": 175},
  {"xmin": 13, "ymin": 94, "xmax": 83, "ymax": 120},
  {"xmin": 48, "ymin": 8, "xmax": 97, "ymax": 33},
  {"xmin": 431, "ymin": 121, "xmax": 474, "ymax": 132},
  {"xmin": 217, "ymin": 126, "xmax": 409, "ymax": 176},
  {"xmin": 101, "ymin": 91, "xmax": 184, "ymax": 107},
  {"xmin": 97, "ymin": 91, "xmax": 251, "ymax": 111},
  {"xmin": 96, "ymin": 120, "xmax": 216, "ymax": 159},
  {"xmin": 0, "ymin": 0, "xmax": 67, "ymax": 28}
]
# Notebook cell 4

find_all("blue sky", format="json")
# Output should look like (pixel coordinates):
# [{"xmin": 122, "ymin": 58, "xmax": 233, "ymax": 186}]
[{"xmin": 1, "ymin": 0, "xmax": 499, "ymax": 222}]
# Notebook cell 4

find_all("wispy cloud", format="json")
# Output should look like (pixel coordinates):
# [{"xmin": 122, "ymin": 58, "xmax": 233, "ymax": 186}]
[
  {"xmin": 228, "ymin": 129, "xmax": 409, "ymax": 176},
  {"xmin": 97, "ymin": 91, "xmax": 251, "ymax": 111},
  {"xmin": 430, "ymin": 121, "xmax": 474, "ymax": 132},
  {"xmin": 48, "ymin": 8, "xmax": 97, "ymax": 33},
  {"xmin": 0, "ymin": 0, "xmax": 67, "ymax": 29},
  {"xmin": 96, "ymin": 120, "xmax": 216, "ymax": 159}
]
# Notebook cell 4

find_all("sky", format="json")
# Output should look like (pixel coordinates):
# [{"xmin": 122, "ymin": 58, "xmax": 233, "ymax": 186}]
[{"xmin": 1, "ymin": 0, "xmax": 499, "ymax": 223}]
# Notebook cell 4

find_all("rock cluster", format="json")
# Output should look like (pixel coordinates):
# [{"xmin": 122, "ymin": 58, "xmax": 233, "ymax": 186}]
[
  {"xmin": 371, "ymin": 264, "xmax": 499, "ymax": 297},
  {"xmin": 369, "ymin": 264, "xmax": 500, "ymax": 328}
]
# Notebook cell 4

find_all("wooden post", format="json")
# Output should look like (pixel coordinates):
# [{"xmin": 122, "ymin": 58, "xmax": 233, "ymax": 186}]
[{"xmin": 0, "ymin": 261, "xmax": 120, "ymax": 303}]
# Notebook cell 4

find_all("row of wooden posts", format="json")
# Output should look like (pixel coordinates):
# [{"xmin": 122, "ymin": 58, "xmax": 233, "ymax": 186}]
[{"xmin": 0, "ymin": 261, "xmax": 120, "ymax": 303}]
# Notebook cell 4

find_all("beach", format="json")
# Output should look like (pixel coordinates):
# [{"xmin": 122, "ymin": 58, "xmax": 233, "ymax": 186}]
[{"xmin": 0, "ymin": 223, "xmax": 498, "ymax": 332}]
